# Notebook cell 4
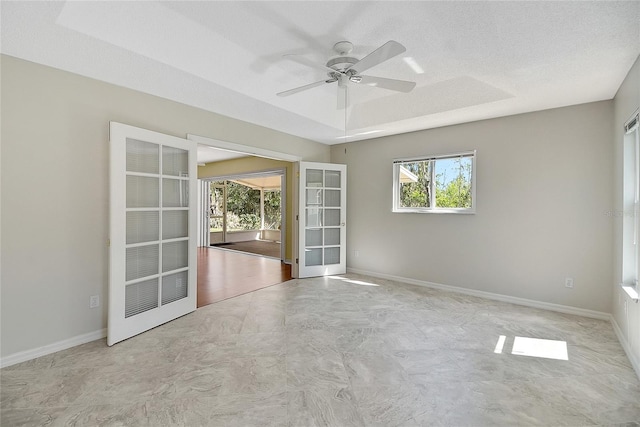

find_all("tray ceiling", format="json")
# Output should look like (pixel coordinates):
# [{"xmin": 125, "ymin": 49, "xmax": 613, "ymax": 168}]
[{"xmin": 2, "ymin": 1, "xmax": 639, "ymax": 144}]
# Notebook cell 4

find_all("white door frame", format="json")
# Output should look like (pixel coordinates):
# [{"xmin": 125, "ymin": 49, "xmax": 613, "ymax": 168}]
[
  {"xmin": 187, "ymin": 134, "xmax": 302, "ymax": 265},
  {"xmin": 198, "ymin": 179, "xmax": 210, "ymax": 247}
]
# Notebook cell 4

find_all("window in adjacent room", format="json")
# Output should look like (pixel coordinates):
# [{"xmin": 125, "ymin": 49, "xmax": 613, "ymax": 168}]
[
  {"xmin": 393, "ymin": 151, "xmax": 476, "ymax": 213},
  {"xmin": 622, "ymin": 112, "xmax": 639, "ymax": 295}
]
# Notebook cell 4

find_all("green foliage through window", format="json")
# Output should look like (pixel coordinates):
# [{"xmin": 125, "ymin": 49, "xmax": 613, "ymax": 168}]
[
  {"xmin": 394, "ymin": 152, "xmax": 474, "ymax": 212},
  {"xmin": 435, "ymin": 157, "xmax": 472, "ymax": 209},
  {"xmin": 209, "ymin": 180, "xmax": 282, "ymax": 231},
  {"xmin": 264, "ymin": 190, "xmax": 281, "ymax": 230}
]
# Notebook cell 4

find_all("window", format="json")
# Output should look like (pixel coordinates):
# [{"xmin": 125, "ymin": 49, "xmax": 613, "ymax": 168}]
[
  {"xmin": 623, "ymin": 112, "xmax": 639, "ymax": 295},
  {"xmin": 393, "ymin": 151, "xmax": 476, "ymax": 213}
]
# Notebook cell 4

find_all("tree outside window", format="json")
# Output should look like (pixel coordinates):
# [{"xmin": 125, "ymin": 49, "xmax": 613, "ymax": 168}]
[{"xmin": 394, "ymin": 151, "xmax": 475, "ymax": 213}]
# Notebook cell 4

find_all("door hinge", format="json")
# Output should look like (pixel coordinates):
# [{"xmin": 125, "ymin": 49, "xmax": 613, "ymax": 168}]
[
  {"xmin": 296, "ymin": 258, "xmax": 299, "ymax": 264},
  {"xmin": 296, "ymin": 214, "xmax": 299, "ymax": 221},
  {"xmin": 297, "ymin": 171, "xmax": 300, "ymax": 178}
]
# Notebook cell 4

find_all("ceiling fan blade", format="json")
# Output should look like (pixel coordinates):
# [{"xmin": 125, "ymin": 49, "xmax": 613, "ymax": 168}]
[
  {"xmin": 351, "ymin": 75, "xmax": 416, "ymax": 93},
  {"xmin": 277, "ymin": 80, "xmax": 330, "ymax": 97},
  {"xmin": 347, "ymin": 40, "xmax": 406, "ymax": 73},
  {"xmin": 283, "ymin": 54, "xmax": 336, "ymax": 74}
]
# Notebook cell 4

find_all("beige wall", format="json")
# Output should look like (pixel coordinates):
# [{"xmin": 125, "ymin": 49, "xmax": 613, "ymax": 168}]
[
  {"xmin": 2, "ymin": 49, "xmax": 635, "ymax": 371},
  {"xmin": 198, "ymin": 157, "xmax": 294, "ymax": 260},
  {"xmin": 612, "ymin": 55, "xmax": 640, "ymax": 373},
  {"xmin": 0, "ymin": 55, "xmax": 329, "ymax": 359},
  {"xmin": 331, "ymin": 101, "xmax": 614, "ymax": 313}
]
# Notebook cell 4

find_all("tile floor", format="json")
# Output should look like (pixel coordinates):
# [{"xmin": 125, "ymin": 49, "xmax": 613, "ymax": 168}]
[{"xmin": 2, "ymin": 274, "xmax": 640, "ymax": 426}]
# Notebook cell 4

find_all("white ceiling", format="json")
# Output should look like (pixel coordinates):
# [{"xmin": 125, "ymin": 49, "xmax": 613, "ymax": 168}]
[
  {"xmin": 197, "ymin": 144, "xmax": 247, "ymax": 164},
  {"xmin": 2, "ymin": 1, "xmax": 639, "ymax": 145},
  {"xmin": 232, "ymin": 176, "xmax": 282, "ymax": 190}
]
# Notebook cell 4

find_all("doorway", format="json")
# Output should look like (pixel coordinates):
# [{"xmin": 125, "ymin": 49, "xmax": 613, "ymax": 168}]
[{"xmin": 193, "ymin": 135, "xmax": 300, "ymax": 307}]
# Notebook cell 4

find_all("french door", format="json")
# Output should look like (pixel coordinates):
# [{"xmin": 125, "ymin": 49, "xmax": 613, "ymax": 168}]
[
  {"xmin": 108, "ymin": 122, "xmax": 197, "ymax": 346},
  {"xmin": 297, "ymin": 162, "xmax": 347, "ymax": 278}
]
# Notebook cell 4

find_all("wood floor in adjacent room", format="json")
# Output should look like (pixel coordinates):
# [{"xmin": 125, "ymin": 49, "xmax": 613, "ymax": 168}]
[{"xmin": 197, "ymin": 246, "xmax": 292, "ymax": 308}]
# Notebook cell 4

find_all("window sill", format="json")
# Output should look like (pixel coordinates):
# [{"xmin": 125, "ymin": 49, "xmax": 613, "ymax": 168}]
[
  {"xmin": 620, "ymin": 283, "xmax": 639, "ymax": 303},
  {"xmin": 393, "ymin": 208, "xmax": 475, "ymax": 215}
]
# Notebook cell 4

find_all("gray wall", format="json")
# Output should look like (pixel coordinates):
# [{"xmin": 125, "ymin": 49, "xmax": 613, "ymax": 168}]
[
  {"xmin": 331, "ymin": 101, "xmax": 614, "ymax": 313},
  {"xmin": 2, "ymin": 50, "xmax": 637, "ymax": 369},
  {"xmin": 612, "ymin": 55, "xmax": 640, "ymax": 371},
  {"xmin": 0, "ymin": 55, "xmax": 330, "ymax": 358}
]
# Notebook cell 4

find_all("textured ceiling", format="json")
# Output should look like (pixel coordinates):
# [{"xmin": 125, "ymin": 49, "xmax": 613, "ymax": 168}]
[{"xmin": 2, "ymin": 1, "xmax": 639, "ymax": 144}]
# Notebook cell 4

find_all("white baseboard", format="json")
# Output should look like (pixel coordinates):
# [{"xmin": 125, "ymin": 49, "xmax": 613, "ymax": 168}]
[
  {"xmin": 347, "ymin": 268, "xmax": 610, "ymax": 321},
  {"xmin": 0, "ymin": 328, "xmax": 106, "ymax": 369},
  {"xmin": 610, "ymin": 315, "xmax": 640, "ymax": 380}
]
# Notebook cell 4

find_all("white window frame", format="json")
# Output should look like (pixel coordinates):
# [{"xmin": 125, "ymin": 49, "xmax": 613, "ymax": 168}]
[{"xmin": 392, "ymin": 150, "xmax": 476, "ymax": 214}]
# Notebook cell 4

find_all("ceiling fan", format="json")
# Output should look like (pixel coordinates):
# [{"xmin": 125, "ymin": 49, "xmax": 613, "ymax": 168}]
[{"xmin": 277, "ymin": 40, "xmax": 416, "ymax": 107}]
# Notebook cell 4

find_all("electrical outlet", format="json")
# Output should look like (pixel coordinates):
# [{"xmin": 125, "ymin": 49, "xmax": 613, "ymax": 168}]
[
  {"xmin": 565, "ymin": 277, "xmax": 574, "ymax": 288},
  {"xmin": 354, "ymin": 250, "xmax": 360, "ymax": 258},
  {"xmin": 89, "ymin": 295, "xmax": 100, "ymax": 309}
]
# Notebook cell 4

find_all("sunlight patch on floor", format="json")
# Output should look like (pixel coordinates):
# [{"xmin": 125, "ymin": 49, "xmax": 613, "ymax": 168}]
[
  {"xmin": 511, "ymin": 336, "xmax": 568, "ymax": 361},
  {"xmin": 494, "ymin": 335, "xmax": 507, "ymax": 354},
  {"xmin": 328, "ymin": 276, "xmax": 380, "ymax": 287},
  {"xmin": 493, "ymin": 335, "xmax": 569, "ymax": 360}
]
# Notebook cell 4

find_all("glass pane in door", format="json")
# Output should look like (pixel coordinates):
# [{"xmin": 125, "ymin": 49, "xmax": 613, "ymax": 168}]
[
  {"xmin": 162, "ymin": 146, "xmax": 188, "ymax": 176},
  {"xmin": 324, "ymin": 209, "xmax": 340, "ymax": 226},
  {"xmin": 126, "ymin": 245, "xmax": 159, "ymax": 281},
  {"xmin": 324, "ymin": 228, "xmax": 340, "ymax": 246},
  {"xmin": 163, "ymin": 179, "xmax": 189, "ymax": 207},
  {"xmin": 324, "ymin": 247, "xmax": 340, "ymax": 265},
  {"xmin": 305, "ymin": 248, "xmax": 323, "ymax": 266},
  {"xmin": 162, "ymin": 211, "xmax": 188, "ymax": 239},
  {"xmin": 305, "ymin": 208, "xmax": 322, "ymax": 227},
  {"xmin": 125, "ymin": 278, "xmax": 159, "ymax": 318},
  {"xmin": 306, "ymin": 169, "xmax": 323, "ymax": 187},
  {"xmin": 162, "ymin": 241, "xmax": 188, "ymax": 272},
  {"xmin": 325, "ymin": 170, "xmax": 341, "ymax": 188},
  {"xmin": 126, "ymin": 139, "xmax": 159, "ymax": 174},
  {"xmin": 127, "ymin": 211, "xmax": 159, "ymax": 244},
  {"xmin": 324, "ymin": 190, "xmax": 340, "ymax": 207},
  {"xmin": 162, "ymin": 271, "xmax": 188, "ymax": 305},
  {"xmin": 306, "ymin": 229, "xmax": 323, "ymax": 246},
  {"xmin": 127, "ymin": 176, "xmax": 159, "ymax": 208}
]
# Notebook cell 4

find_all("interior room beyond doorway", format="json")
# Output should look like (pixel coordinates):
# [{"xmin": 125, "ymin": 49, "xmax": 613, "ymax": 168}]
[
  {"xmin": 195, "ymin": 140, "xmax": 298, "ymax": 307},
  {"xmin": 209, "ymin": 174, "xmax": 284, "ymax": 260}
]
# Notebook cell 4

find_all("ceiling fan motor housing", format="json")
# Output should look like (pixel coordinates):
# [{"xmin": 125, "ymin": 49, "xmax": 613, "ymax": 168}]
[{"xmin": 326, "ymin": 56, "xmax": 358, "ymax": 75}]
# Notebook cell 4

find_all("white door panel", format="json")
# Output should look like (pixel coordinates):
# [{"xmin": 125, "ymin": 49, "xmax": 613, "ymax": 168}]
[
  {"xmin": 298, "ymin": 162, "xmax": 347, "ymax": 278},
  {"xmin": 109, "ymin": 122, "xmax": 197, "ymax": 346}
]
